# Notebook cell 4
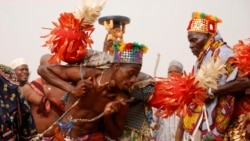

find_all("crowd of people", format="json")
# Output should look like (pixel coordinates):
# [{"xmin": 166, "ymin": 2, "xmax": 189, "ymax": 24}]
[{"xmin": 1, "ymin": 0, "xmax": 250, "ymax": 141}]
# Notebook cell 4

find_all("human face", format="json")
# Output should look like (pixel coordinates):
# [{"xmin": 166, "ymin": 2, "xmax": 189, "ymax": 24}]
[
  {"xmin": 168, "ymin": 65, "xmax": 183, "ymax": 77},
  {"xmin": 114, "ymin": 63, "xmax": 141, "ymax": 91},
  {"xmin": 14, "ymin": 64, "xmax": 30, "ymax": 86},
  {"xmin": 187, "ymin": 31, "xmax": 210, "ymax": 57}
]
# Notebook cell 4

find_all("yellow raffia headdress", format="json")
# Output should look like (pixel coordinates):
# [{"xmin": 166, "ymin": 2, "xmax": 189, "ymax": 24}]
[{"xmin": 187, "ymin": 11, "xmax": 222, "ymax": 34}]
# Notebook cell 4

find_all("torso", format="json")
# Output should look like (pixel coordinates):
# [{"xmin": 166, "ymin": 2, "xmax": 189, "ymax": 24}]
[
  {"xmin": 21, "ymin": 79, "xmax": 65, "ymax": 136},
  {"xmin": 60, "ymin": 72, "xmax": 127, "ymax": 138}
]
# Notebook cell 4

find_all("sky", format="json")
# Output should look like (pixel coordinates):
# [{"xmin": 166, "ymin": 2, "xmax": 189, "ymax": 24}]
[{"xmin": 0, "ymin": 0, "xmax": 250, "ymax": 80}]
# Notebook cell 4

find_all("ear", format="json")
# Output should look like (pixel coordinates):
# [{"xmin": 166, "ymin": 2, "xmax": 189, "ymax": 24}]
[{"xmin": 113, "ymin": 63, "xmax": 121, "ymax": 71}]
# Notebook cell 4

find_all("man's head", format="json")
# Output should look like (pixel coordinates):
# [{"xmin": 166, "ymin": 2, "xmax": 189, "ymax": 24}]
[
  {"xmin": 187, "ymin": 11, "xmax": 222, "ymax": 57},
  {"xmin": 168, "ymin": 60, "xmax": 183, "ymax": 77},
  {"xmin": 110, "ymin": 42, "xmax": 148, "ymax": 90},
  {"xmin": 110, "ymin": 63, "xmax": 141, "ymax": 91},
  {"xmin": 10, "ymin": 58, "xmax": 29, "ymax": 86},
  {"xmin": 188, "ymin": 32, "xmax": 211, "ymax": 57},
  {"xmin": 40, "ymin": 54, "xmax": 59, "ymax": 66}
]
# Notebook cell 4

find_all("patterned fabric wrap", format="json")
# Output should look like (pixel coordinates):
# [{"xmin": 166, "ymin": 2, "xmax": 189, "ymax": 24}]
[
  {"xmin": 53, "ymin": 128, "xmax": 105, "ymax": 141},
  {"xmin": 118, "ymin": 72, "xmax": 155, "ymax": 140},
  {"xmin": 183, "ymin": 33, "xmax": 237, "ymax": 139},
  {"xmin": 223, "ymin": 95, "xmax": 250, "ymax": 140},
  {"xmin": 81, "ymin": 49, "xmax": 113, "ymax": 68},
  {"xmin": 223, "ymin": 114, "xmax": 248, "ymax": 141},
  {"xmin": 0, "ymin": 64, "xmax": 17, "ymax": 84},
  {"xmin": 0, "ymin": 64, "xmax": 37, "ymax": 140},
  {"xmin": 232, "ymin": 93, "xmax": 250, "ymax": 120},
  {"xmin": 39, "ymin": 137, "xmax": 53, "ymax": 141}
]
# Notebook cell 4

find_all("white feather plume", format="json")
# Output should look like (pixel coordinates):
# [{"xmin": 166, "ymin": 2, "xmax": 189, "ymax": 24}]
[
  {"xmin": 196, "ymin": 57, "xmax": 227, "ymax": 89},
  {"xmin": 73, "ymin": 0, "xmax": 107, "ymax": 25}
]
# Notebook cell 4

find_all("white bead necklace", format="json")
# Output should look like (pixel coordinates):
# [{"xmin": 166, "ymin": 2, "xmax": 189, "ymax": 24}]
[{"xmin": 98, "ymin": 71, "xmax": 109, "ymax": 86}]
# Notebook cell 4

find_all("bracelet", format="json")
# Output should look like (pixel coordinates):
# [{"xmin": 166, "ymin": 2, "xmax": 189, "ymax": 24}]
[{"xmin": 208, "ymin": 88, "xmax": 215, "ymax": 99}]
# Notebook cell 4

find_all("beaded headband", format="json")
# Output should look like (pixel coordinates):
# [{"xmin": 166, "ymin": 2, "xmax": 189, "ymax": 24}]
[
  {"xmin": 112, "ymin": 42, "xmax": 148, "ymax": 64},
  {"xmin": 187, "ymin": 11, "xmax": 222, "ymax": 34}
]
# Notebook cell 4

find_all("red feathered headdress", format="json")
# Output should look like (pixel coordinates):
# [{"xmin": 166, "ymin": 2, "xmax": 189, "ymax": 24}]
[
  {"xmin": 41, "ymin": 0, "xmax": 106, "ymax": 63},
  {"xmin": 149, "ymin": 58, "xmax": 226, "ymax": 118},
  {"xmin": 149, "ymin": 69, "xmax": 208, "ymax": 118},
  {"xmin": 232, "ymin": 38, "xmax": 250, "ymax": 77}
]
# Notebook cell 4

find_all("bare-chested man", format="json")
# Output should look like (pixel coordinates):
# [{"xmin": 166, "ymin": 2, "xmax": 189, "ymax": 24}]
[
  {"xmin": 22, "ymin": 54, "xmax": 66, "ymax": 138},
  {"xmin": 37, "ymin": 42, "xmax": 148, "ymax": 140}
]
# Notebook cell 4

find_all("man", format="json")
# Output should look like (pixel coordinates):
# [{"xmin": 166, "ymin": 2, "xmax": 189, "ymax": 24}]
[
  {"xmin": 175, "ymin": 11, "xmax": 250, "ymax": 140},
  {"xmin": 0, "ymin": 64, "xmax": 37, "ymax": 140},
  {"xmin": 10, "ymin": 57, "xmax": 30, "ymax": 87},
  {"xmin": 21, "ymin": 54, "xmax": 66, "ymax": 139},
  {"xmin": 103, "ymin": 35, "xmax": 156, "ymax": 141},
  {"xmin": 167, "ymin": 60, "xmax": 183, "ymax": 76},
  {"xmin": 38, "ymin": 42, "xmax": 148, "ymax": 140},
  {"xmin": 154, "ymin": 60, "xmax": 184, "ymax": 141}
]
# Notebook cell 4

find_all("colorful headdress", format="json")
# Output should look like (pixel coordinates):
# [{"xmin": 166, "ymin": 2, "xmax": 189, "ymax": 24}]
[
  {"xmin": 112, "ymin": 42, "xmax": 148, "ymax": 64},
  {"xmin": 187, "ymin": 11, "xmax": 222, "ymax": 34},
  {"xmin": 41, "ymin": 0, "xmax": 106, "ymax": 63}
]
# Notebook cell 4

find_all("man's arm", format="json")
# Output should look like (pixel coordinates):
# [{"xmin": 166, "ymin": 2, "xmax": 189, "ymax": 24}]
[
  {"xmin": 212, "ymin": 76, "xmax": 250, "ymax": 95},
  {"xmin": 103, "ymin": 95, "xmax": 129, "ymax": 139},
  {"xmin": 37, "ymin": 64, "xmax": 93, "ymax": 96}
]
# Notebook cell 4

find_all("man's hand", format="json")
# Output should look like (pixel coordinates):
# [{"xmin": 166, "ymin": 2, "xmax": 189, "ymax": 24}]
[
  {"xmin": 104, "ymin": 98, "xmax": 127, "ymax": 116},
  {"xmin": 103, "ymin": 39, "xmax": 113, "ymax": 52},
  {"xmin": 69, "ymin": 77, "xmax": 93, "ymax": 97}
]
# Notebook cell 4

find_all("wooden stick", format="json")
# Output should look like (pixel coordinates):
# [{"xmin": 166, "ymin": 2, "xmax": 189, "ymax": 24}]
[{"xmin": 154, "ymin": 53, "xmax": 160, "ymax": 78}]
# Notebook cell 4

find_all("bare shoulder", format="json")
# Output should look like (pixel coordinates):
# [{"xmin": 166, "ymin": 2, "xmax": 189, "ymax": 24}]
[
  {"xmin": 21, "ymin": 84, "xmax": 33, "ymax": 97},
  {"xmin": 21, "ymin": 84, "xmax": 42, "ymax": 104},
  {"xmin": 82, "ymin": 67, "xmax": 102, "ymax": 79}
]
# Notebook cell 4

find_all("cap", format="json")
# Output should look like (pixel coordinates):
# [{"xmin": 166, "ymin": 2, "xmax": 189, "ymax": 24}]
[
  {"xmin": 112, "ymin": 42, "xmax": 148, "ymax": 64},
  {"xmin": 169, "ymin": 60, "xmax": 183, "ymax": 70},
  {"xmin": 10, "ymin": 58, "xmax": 27, "ymax": 69},
  {"xmin": 187, "ymin": 11, "xmax": 222, "ymax": 34}
]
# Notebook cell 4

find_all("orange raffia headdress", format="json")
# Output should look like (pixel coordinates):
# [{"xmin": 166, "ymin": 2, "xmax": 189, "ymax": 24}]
[
  {"xmin": 41, "ymin": 0, "xmax": 106, "ymax": 63},
  {"xmin": 149, "ymin": 58, "xmax": 226, "ymax": 118},
  {"xmin": 232, "ymin": 38, "xmax": 250, "ymax": 77}
]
